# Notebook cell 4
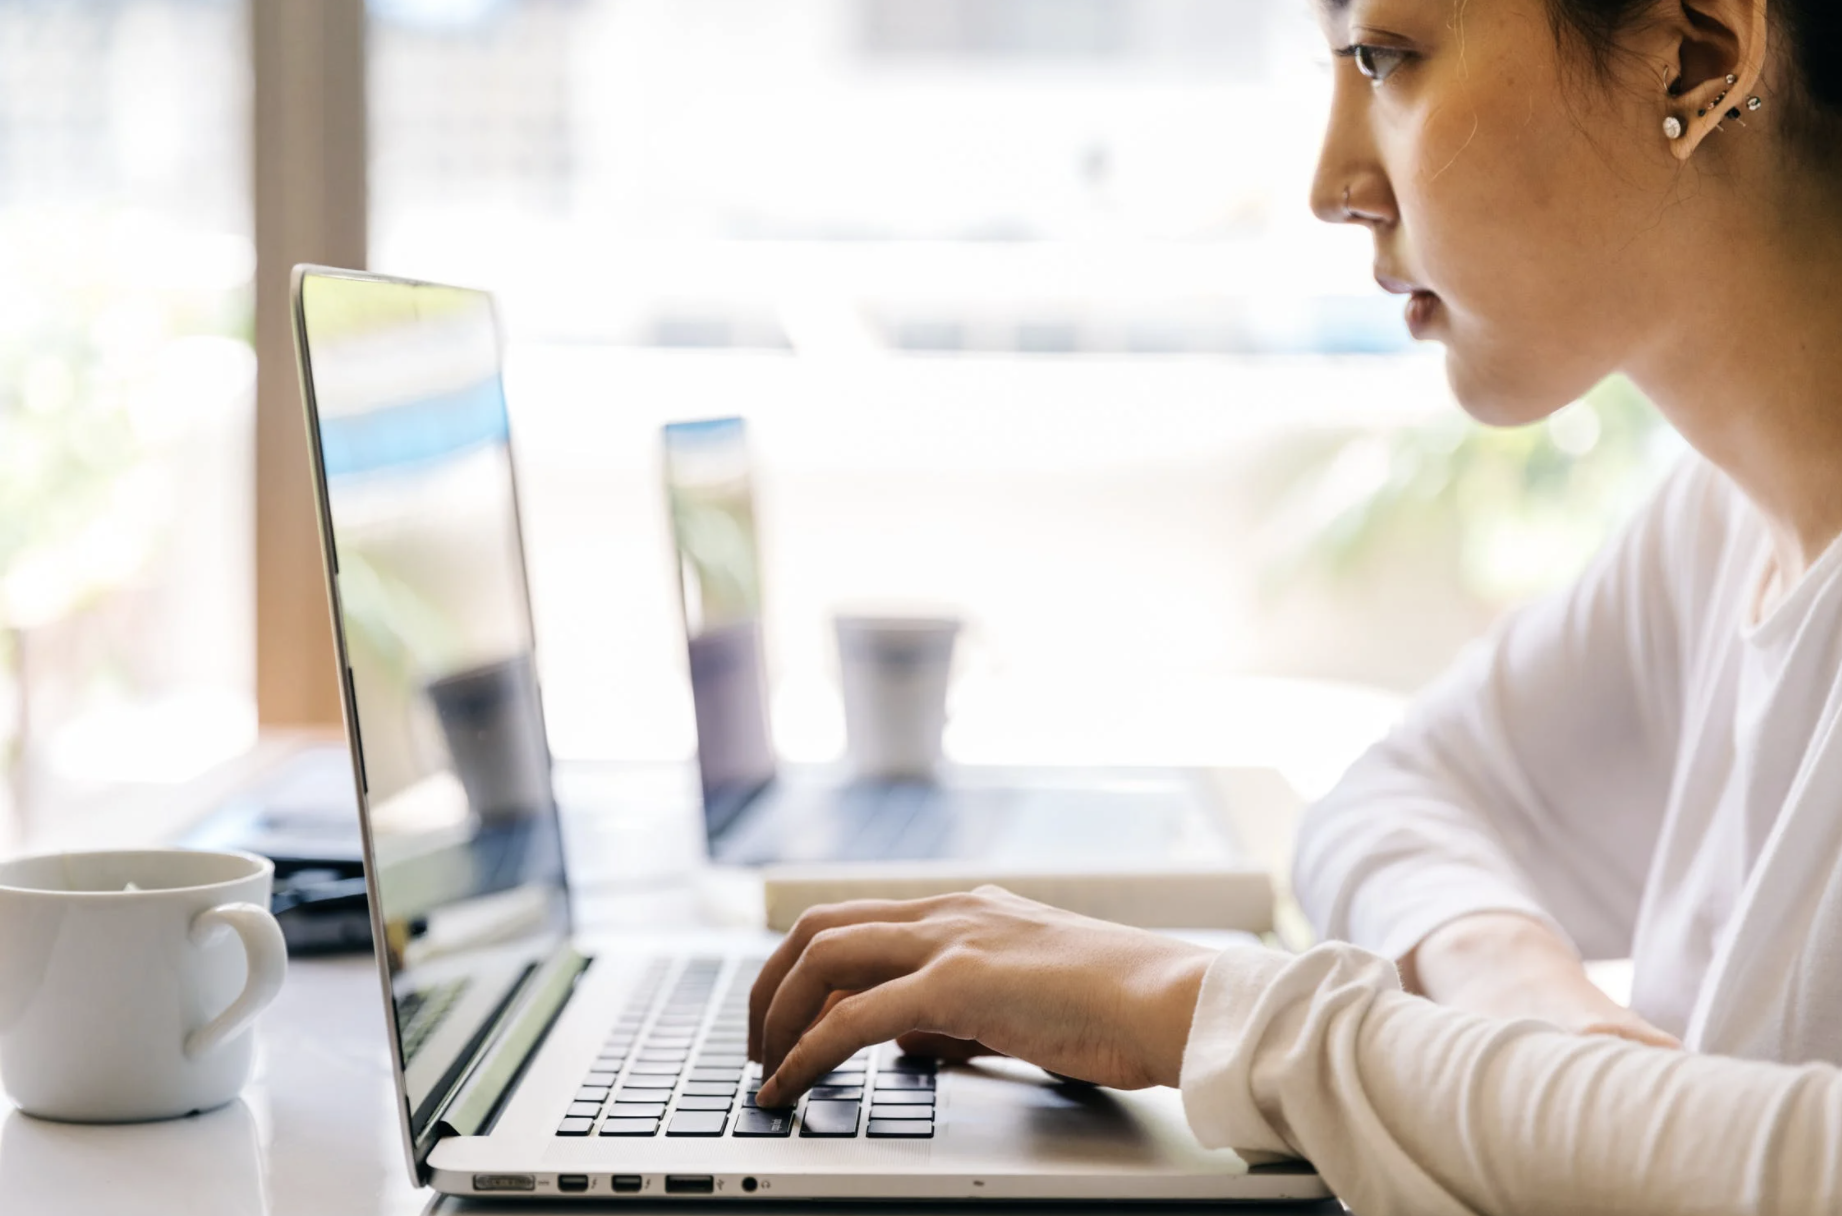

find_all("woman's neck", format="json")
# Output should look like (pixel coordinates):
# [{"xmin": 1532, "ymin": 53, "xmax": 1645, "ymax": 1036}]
[{"xmin": 1628, "ymin": 174, "xmax": 1842, "ymax": 586}]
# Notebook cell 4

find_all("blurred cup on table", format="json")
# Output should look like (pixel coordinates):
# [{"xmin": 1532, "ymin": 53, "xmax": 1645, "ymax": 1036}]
[{"xmin": 834, "ymin": 613, "xmax": 962, "ymax": 780}]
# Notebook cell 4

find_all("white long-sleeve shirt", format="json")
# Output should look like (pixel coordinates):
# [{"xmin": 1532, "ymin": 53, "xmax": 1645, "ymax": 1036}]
[
  {"xmin": 1292, "ymin": 457, "xmax": 1842, "ymax": 1062},
  {"xmin": 1180, "ymin": 942, "xmax": 1842, "ymax": 1216}
]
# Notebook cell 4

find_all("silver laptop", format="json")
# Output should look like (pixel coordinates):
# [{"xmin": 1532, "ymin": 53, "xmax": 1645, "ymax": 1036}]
[
  {"xmin": 290, "ymin": 265, "xmax": 1328, "ymax": 1202},
  {"xmin": 662, "ymin": 415, "xmax": 1239, "ymax": 868}
]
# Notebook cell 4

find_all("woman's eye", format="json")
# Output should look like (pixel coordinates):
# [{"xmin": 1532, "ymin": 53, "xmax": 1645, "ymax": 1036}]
[{"xmin": 1347, "ymin": 44, "xmax": 1409, "ymax": 86}]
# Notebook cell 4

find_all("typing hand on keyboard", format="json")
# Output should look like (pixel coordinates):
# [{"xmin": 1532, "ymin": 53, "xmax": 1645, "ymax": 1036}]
[{"xmin": 747, "ymin": 886, "xmax": 1215, "ymax": 1107}]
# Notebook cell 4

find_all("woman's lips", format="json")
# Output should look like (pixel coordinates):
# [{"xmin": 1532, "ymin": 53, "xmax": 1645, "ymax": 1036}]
[
  {"xmin": 1375, "ymin": 272, "xmax": 1443, "ymax": 338},
  {"xmin": 1404, "ymin": 290, "xmax": 1441, "ymax": 338}
]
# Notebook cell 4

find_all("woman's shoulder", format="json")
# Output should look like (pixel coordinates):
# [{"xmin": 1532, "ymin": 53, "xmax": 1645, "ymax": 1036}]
[
  {"xmin": 1624, "ymin": 453, "xmax": 1759, "ymax": 573},
  {"xmin": 1593, "ymin": 454, "xmax": 1767, "ymax": 642}
]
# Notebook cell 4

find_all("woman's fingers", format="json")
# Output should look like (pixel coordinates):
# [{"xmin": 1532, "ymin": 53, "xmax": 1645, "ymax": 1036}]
[
  {"xmin": 759, "ymin": 921, "xmax": 938, "ymax": 1074},
  {"xmin": 757, "ymin": 975, "xmax": 934, "ymax": 1106},
  {"xmin": 748, "ymin": 897, "xmax": 945, "ymax": 1059}
]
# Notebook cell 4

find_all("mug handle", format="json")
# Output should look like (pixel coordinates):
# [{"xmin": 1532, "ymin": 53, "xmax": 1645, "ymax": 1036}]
[{"xmin": 183, "ymin": 902, "xmax": 289, "ymax": 1060}]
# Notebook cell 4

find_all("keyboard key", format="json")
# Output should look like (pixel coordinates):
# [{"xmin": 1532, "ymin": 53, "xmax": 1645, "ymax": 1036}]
[
  {"xmin": 688, "ymin": 1068, "xmax": 743, "ymax": 1084},
  {"xmin": 608, "ymin": 1102, "xmax": 668, "ymax": 1119},
  {"xmin": 696, "ymin": 1054, "xmax": 748, "ymax": 1069},
  {"xmin": 595, "ymin": 1055, "xmax": 627, "ymax": 1069},
  {"xmin": 566, "ymin": 1101, "xmax": 602, "ymax": 1118},
  {"xmin": 799, "ymin": 1100, "xmax": 860, "ymax": 1138},
  {"xmin": 731, "ymin": 1107, "xmax": 794, "ymax": 1137},
  {"xmin": 676, "ymin": 1094, "xmax": 733, "ymax": 1112},
  {"xmin": 620, "ymin": 1076, "xmax": 677, "ymax": 1090},
  {"xmin": 582, "ymin": 1071, "xmax": 617, "ymax": 1087},
  {"xmin": 575, "ymin": 1086, "xmax": 611, "ymax": 1102},
  {"xmin": 681, "ymin": 1082, "xmax": 736, "ymax": 1097},
  {"xmin": 809, "ymin": 1086, "xmax": 864, "ymax": 1101},
  {"xmin": 813, "ymin": 1070, "xmax": 865, "ymax": 1087},
  {"xmin": 870, "ymin": 1090, "xmax": 934, "ymax": 1105},
  {"xmin": 630, "ymin": 1062, "xmax": 683, "ymax": 1075},
  {"xmin": 867, "ymin": 1119, "xmax": 933, "ymax": 1138},
  {"xmin": 667, "ymin": 1111, "xmax": 728, "ymax": 1137},
  {"xmin": 874, "ymin": 1072, "xmax": 935, "ymax": 1091},
  {"xmin": 645, "ymin": 1037, "xmax": 695, "ymax": 1050},
  {"xmin": 599, "ymin": 1118, "xmax": 661, "ymax": 1137},
  {"xmin": 881, "ymin": 1053, "xmax": 936, "ymax": 1074},
  {"xmin": 556, "ymin": 1116, "xmax": 594, "ymax": 1136},
  {"xmin": 869, "ymin": 1104, "xmax": 933, "ymax": 1121},
  {"xmin": 638, "ymin": 1050, "xmax": 689, "ymax": 1063}
]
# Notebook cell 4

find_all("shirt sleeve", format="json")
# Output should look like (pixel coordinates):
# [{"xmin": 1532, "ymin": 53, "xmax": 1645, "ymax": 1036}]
[
  {"xmin": 1181, "ymin": 942, "xmax": 1842, "ymax": 1216},
  {"xmin": 1291, "ymin": 460, "xmax": 1727, "ymax": 962}
]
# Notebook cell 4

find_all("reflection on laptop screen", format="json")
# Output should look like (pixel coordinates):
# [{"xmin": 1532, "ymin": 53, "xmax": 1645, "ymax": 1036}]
[
  {"xmin": 662, "ymin": 418, "xmax": 776, "ymax": 839},
  {"xmin": 296, "ymin": 270, "xmax": 570, "ymax": 1137}
]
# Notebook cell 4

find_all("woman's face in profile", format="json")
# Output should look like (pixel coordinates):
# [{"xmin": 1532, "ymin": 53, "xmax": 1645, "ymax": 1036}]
[{"xmin": 1312, "ymin": 0, "xmax": 1685, "ymax": 425}]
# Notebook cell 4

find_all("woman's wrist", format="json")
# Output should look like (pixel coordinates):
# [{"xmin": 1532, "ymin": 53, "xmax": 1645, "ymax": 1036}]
[{"xmin": 1134, "ymin": 941, "xmax": 1215, "ymax": 1089}]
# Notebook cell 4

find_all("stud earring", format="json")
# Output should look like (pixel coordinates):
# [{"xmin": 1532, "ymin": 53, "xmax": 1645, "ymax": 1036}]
[
  {"xmin": 1725, "ymin": 74, "xmax": 1738, "ymax": 86},
  {"xmin": 1663, "ymin": 115, "xmax": 1684, "ymax": 139},
  {"xmin": 1747, "ymin": 96, "xmax": 1763, "ymax": 111}
]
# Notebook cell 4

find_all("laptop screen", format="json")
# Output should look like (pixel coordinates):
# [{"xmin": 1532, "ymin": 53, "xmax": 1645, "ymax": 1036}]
[
  {"xmin": 661, "ymin": 418, "xmax": 777, "ymax": 839},
  {"xmin": 295, "ymin": 269, "xmax": 571, "ymax": 1140}
]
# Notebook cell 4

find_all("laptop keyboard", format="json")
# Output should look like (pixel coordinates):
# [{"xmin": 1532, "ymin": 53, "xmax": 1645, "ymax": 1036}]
[{"xmin": 555, "ymin": 957, "xmax": 937, "ymax": 1140}]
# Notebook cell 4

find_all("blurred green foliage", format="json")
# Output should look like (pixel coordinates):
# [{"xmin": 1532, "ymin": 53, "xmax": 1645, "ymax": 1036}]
[
  {"xmin": 1272, "ymin": 375, "xmax": 1681, "ymax": 607},
  {"xmin": 0, "ymin": 322, "xmax": 143, "ymax": 626}
]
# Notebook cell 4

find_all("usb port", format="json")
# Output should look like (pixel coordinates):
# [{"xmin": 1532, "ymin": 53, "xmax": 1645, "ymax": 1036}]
[
  {"xmin": 665, "ymin": 1175, "xmax": 715, "ymax": 1194},
  {"xmin": 557, "ymin": 1175, "xmax": 589, "ymax": 1193},
  {"xmin": 610, "ymin": 1175, "xmax": 643, "ymax": 1193},
  {"xmin": 473, "ymin": 1174, "xmax": 535, "ymax": 1192}
]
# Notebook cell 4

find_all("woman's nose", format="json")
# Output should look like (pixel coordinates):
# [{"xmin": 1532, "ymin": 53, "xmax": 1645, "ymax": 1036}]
[{"xmin": 1310, "ymin": 90, "xmax": 1394, "ymax": 228}]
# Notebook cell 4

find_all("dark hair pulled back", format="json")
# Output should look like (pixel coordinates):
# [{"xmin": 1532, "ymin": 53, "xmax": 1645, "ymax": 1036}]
[{"xmin": 1549, "ymin": 0, "xmax": 1842, "ymax": 167}]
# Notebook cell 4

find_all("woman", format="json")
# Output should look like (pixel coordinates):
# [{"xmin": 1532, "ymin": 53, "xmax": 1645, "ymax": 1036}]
[{"xmin": 748, "ymin": 0, "xmax": 1842, "ymax": 1211}]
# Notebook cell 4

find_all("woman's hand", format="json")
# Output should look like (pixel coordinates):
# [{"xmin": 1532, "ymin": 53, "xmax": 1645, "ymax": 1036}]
[
  {"xmin": 747, "ymin": 886, "xmax": 1215, "ymax": 1107},
  {"xmin": 1403, "ymin": 911, "xmax": 1682, "ymax": 1049}
]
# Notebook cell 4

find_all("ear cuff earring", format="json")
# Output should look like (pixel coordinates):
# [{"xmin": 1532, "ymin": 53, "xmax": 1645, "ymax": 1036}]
[{"xmin": 1667, "ymin": 78, "xmax": 1762, "ymax": 139}]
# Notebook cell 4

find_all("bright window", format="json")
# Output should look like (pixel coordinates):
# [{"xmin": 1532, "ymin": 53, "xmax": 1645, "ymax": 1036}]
[
  {"xmin": 367, "ymin": 0, "xmax": 1673, "ymax": 795},
  {"xmin": 0, "ymin": 0, "xmax": 255, "ymax": 833}
]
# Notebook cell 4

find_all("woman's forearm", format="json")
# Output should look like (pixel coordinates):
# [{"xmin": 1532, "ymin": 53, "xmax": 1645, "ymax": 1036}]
[{"xmin": 1183, "ymin": 943, "xmax": 1841, "ymax": 1216}]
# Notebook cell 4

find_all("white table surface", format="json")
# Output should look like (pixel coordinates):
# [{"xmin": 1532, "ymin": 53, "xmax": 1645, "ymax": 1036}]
[{"xmin": 0, "ymin": 757, "xmax": 1331, "ymax": 1214}]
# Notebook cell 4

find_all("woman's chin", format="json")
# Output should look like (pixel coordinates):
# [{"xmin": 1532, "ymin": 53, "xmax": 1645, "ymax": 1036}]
[{"xmin": 1442, "ymin": 347, "xmax": 1581, "ymax": 429}]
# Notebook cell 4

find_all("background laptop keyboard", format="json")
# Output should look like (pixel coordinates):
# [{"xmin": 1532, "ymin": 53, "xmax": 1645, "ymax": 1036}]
[{"xmin": 556, "ymin": 957, "xmax": 936, "ymax": 1141}]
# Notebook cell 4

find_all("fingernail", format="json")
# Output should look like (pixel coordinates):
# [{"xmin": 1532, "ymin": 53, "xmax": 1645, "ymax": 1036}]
[{"xmin": 756, "ymin": 1076, "xmax": 779, "ymax": 1106}]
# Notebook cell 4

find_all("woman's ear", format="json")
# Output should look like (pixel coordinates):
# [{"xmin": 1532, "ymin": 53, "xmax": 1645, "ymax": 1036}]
[{"xmin": 1657, "ymin": 0, "xmax": 1771, "ymax": 161}]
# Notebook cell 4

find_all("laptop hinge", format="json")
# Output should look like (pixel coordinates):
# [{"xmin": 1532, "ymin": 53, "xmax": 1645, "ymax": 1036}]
[{"xmin": 422, "ymin": 945, "xmax": 589, "ymax": 1157}]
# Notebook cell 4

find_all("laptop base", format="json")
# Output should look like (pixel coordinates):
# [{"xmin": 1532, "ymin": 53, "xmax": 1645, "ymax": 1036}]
[
  {"xmin": 710, "ymin": 765, "xmax": 1235, "ymax": 868},
  {"xmin": 426, "ymin": 949, "xmax": 1330, "ymax": 1203}
]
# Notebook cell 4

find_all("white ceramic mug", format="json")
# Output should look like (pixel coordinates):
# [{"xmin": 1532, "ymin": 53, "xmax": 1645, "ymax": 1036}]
[
  {"xmin": 0, "ymin": 849, "xmax": 287, "ymax": 1123},
  {"xmin": 835, "ymin": 614, "xmax": 962, "ymax": 779}
]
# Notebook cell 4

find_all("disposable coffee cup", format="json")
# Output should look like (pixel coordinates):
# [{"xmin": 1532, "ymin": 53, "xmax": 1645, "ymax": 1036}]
[
  {"xmin": 0, "ymin": 849, "xmax": 287, "ymax": 1123},
  {"xmin": 834, "ymin": 614, "xmax": 961, "ymax": 780}
]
